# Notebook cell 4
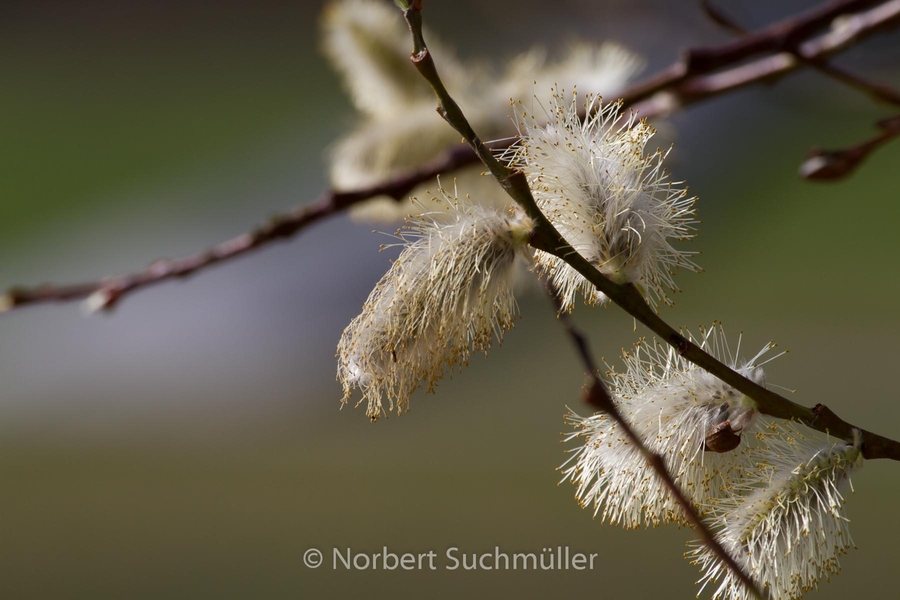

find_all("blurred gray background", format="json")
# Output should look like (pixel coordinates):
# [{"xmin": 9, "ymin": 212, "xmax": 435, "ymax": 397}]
[{"xmin": 1, "ymin": 0, "xmax": 898, "ymax": 598}]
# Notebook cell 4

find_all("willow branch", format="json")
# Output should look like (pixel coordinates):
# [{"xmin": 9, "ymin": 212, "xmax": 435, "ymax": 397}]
[
  {"xmin": 542, "ymin": 282, "xmax": 763, "ymax": 599},
  {"xmin": 800, "ymin": 113, "xmax": 900, "ymax": 179},
  {"xmin": 699, "ymin": 0, "xmax": 900, "ymax": 106},
  {"xmin": 632, "ymin": 0, "xmax": 900, "ymax": 116},
  {"xmin": 5, "ymin": 0, "xmax": 899, "ymax": 313},
  {"xmin": 0, "ymin": 143, "xmax": 479, "ymax": 313},
  {"xmin": 400, "ymin": 0, "xmax": 900, "ymax": 467},
  {"xmin": 409, "ymin": 0, "xmax": 746, "ymax": 592},
  {"xmin": 625, "ymin": 0, "xmax": 885, "ymax": 104}
]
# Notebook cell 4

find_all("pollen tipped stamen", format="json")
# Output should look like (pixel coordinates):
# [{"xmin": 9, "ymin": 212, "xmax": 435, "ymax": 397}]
[
  {"xmin": 562, "ymin": 325, "xmax": 780, "ymax": 529},
  {"xmin": 689, "ymin": 426, "xmax": 863, "ymax": 600},
  {"xmin": 503, "ymin": 88, "xmax": 699, "ymax": 311},
  {"xmin": 337, "ymin": 188, "xmax": 534, "ymax": 419}
]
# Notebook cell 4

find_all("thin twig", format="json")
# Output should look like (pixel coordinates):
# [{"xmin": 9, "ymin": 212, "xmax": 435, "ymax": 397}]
[
  {"xmin": 632, "ymin": 0, "xmax": 900, "ymax": 116},
  {"xmin": 5, "ymin": 0, "xmax": 899, "ymax": 313},
  {"xmin": 626, "ymin": 0, "xmax": 884, "ymax": 104},
  {"xmin": 0, "ymin": 143, "xmax": 479, "ymax": 313},
  {"xmin": 699, "ymin": 0, "xmax": 900, "ymax": 105},
  {"xmin": 800, "ymin": 113, "xmax": 900, "ymax": 179}
]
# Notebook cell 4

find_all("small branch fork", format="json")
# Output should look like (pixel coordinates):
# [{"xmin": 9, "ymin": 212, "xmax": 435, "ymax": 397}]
[
  {"xmin": 544, "ymin": 281, "xmax": 764, "ymax": 600},
  {"xmin": 4, "ymin": 0, "xmax": 898, "ymax": 313},
  {"xmin": 699, "ymin": 0, "xmax": 900, "ymax": 106},
  {"xmin": 630, "ymin": 0, "xmax": 900, "ymax": 117},
  {"xmin": 627, "ymin": 0, "xmax": 886, "ymax": 101}
]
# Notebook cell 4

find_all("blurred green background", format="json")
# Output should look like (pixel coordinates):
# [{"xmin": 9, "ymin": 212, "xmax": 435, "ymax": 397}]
[{"xmin": 1, "ymin": 1, "xmax": 899, "ymax": 598}]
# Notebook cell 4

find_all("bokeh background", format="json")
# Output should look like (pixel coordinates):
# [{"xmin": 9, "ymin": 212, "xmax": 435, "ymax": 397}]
[{"xmin": 2, "ymin": 0, "xmax": 899, "ymax": 598}]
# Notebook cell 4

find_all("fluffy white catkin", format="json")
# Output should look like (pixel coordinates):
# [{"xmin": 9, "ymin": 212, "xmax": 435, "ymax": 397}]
[
  {"xmin": 562, "ymin": 325, "xmax": 782, "ymax": 527},
  {"xmin": 507, "ymin": 88, "xmax": 699, "ymax": 311},
  {"xmin": 689, "ymin": 425, "xmax": 862, "ymax": 600},
  {"xmin": 337, "ymin": 190, "xmax": 534, "ymax": 420}
]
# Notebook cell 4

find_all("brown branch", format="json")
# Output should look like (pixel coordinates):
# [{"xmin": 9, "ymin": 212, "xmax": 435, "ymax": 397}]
[
  {"xmin": 0, "ymin": 142, "xmax": 479, "ymax": 313},
  {"xmin": 542, "ymin": 282, "xmax": 764, "ymax": 599},
  {"xmin": 5, "ymin": 0, "xmax": 899, "ymax": 314},
  {"xmin": 799, "ymin": 113, "xmax": 900, "ymax": 179},
  {"xmin": 684, "ymin": 0, "xmax": 882, "ymax": 70},
  {"xmin": 698, "ymin": 0, "xmax": 900, "ymax": 180},
  {"xmin": 408, "ymin": 0, "xmax": 898, "ymax": 580},
  {"xmin": 632, "ymin": 0, "xmax": 900, "ymax": 117},
  {"xmin": 699, "ymin": 0, "xmax": 900, "ymax": 105},
  {"xmin": 626, "ymin": 0, "xmax": 884, "ymax": 104}
]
